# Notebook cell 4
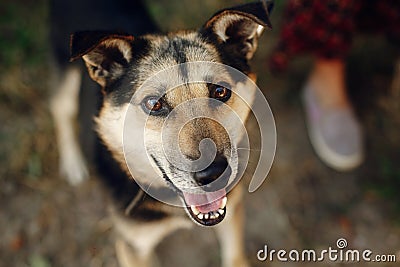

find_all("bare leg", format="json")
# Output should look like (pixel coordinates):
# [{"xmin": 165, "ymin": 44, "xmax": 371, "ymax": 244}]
[{"xmin": 307, "ymin": 59, "xmax": 350, "ymax": 108}]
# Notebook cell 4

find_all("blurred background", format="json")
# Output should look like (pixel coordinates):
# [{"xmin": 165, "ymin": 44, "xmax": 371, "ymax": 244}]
[{"xmin": 0, "ymin": 0, "xmax": 399, "ymax": 266}]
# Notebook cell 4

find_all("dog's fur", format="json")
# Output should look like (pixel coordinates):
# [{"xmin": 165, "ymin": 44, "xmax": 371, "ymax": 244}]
[
  {"xmin": 51, "ymin": 1, "xmax": 273, "ymax": 266},
  {"xmin": 49, "ymin": 0, "xmax": 158, "ymax": 185}
]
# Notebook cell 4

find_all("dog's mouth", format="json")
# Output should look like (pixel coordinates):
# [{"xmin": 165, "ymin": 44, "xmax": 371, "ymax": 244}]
[{"xmin": 182, "ymin": 189, "xmax": 227, "ymax": 226}]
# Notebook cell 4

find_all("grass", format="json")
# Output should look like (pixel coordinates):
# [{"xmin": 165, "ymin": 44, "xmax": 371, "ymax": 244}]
[
  {"xmin": 0, "ymin": 0, "xmax": 53, "ymax": 184},
  {"xmin": 0, "ymin": 0, "xmax": 49, "ymax": 69}
]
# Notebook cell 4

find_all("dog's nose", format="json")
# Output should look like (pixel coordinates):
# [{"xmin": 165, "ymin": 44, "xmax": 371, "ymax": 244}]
[{"xmin": 193, "ymin": 155, "xmax": 230, "ymax": 190}]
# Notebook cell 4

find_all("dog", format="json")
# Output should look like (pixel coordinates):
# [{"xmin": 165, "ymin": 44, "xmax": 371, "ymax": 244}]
[{"xmin": 54, "ymin": 1, "xmax": 273, "ymax": 266}]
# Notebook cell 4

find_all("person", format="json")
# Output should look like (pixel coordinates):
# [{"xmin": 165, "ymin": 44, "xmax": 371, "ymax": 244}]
[{"xmin": 269, "ymin": 0, "xmax": 400, "ymax": 171}]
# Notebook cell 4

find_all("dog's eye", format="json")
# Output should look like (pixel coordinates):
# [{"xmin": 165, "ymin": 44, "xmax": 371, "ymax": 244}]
[
  {"xmin": 142, "ymin": 97, "xmax": 165, "ymax": 115},
  {"xmin": 209, "ymin": 83, "xmax": 231, "ymax": 102}
]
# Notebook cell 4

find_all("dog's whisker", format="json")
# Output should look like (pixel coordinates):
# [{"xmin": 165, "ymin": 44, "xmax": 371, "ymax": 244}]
[
  {"xmin": 145, "ymin": 177, "xmax": 157, "ymax": 192},
  {"xmin": 236, "ymin": 147, "xmax": 261, "ymax": 152}
]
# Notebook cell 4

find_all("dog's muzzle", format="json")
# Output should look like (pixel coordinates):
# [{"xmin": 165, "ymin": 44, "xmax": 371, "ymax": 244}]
[{"xmin": 183, "ymin": 155, "xmax": 231, "ymax": 226}]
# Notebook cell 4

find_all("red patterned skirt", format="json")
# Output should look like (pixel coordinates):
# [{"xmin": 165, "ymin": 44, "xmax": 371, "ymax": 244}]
[{"xmin": 269, "ymin": 0, "xmax": 400, "ymax": 72}]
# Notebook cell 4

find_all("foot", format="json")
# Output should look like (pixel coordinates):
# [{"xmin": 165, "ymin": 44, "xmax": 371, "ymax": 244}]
[{"xmin": 302, "ymin": 60, "xmax": 364, "ymax": 171}]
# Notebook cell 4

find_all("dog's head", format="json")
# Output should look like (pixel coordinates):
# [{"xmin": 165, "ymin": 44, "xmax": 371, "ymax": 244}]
[{"xmin": 71, "ymin": 1, "xmax": 273, "ymax": 226}]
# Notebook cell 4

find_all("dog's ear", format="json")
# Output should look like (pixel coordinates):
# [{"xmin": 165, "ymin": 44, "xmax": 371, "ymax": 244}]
[
  {"xmin": 201, "ymin": 0, "xmax": 273, "ymax": 61},
  {"xmin": 70, "ymin": 31, "xmax": 134, "ymax": 87}
]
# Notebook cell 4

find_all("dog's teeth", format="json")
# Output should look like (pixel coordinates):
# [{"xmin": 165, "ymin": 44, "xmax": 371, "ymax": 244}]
[
  {"xmin": 220, "ymin": 197, "xmax": 227, "ymax": 209},
  {"xmin": 190, "ymin": 205, "xmax": 200, "ymax": 215},
  {"xmin": 194, "ymin": 209, "xmax": 224, "ymax": 221}
]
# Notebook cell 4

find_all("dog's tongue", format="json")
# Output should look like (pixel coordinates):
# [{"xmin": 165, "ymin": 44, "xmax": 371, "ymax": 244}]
[{"xmin": 183, "ymin": 189, "xmax": 226, "ymax": 213}]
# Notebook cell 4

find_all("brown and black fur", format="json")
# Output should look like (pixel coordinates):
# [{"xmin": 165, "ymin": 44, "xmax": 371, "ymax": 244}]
[{"xmin": 65, "ymin": 1, "xmax": 273, "ymax": 266}]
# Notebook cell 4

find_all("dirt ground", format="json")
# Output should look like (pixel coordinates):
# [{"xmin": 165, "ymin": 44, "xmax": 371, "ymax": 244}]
[{"xmin": 1, "ymin": 1, "xmax": 400, "ymax": 267}]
